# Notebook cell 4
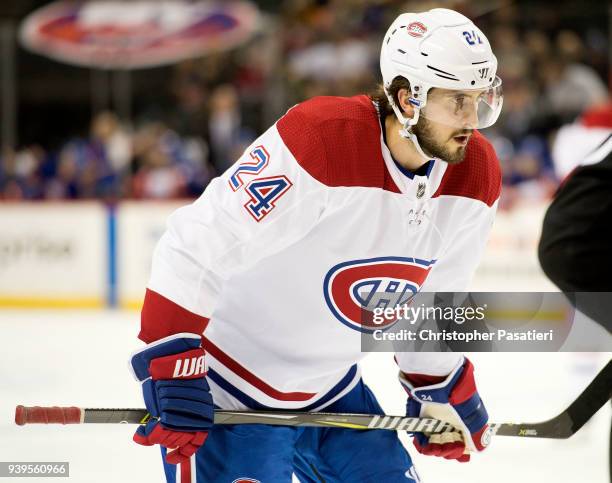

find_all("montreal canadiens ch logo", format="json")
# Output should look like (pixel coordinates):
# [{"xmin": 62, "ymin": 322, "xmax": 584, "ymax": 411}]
[
  {"xmin": 407, "ymin": 21, "xmax": 427, "ymax": 38},
  {"xmin": 323, "ymin": 256, "xmax": 435, "ymax": 333}
]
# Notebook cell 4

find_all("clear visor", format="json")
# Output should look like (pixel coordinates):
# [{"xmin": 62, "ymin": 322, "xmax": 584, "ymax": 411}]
[{"xmin": 419, "ymin": 76, "xmax": 503, "ymax": 130}]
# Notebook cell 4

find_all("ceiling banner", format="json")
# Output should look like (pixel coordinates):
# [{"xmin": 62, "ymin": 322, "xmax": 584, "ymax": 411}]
[{"xmin": 20, "ymin": 0, "xmax": 260, "ymax": 69}]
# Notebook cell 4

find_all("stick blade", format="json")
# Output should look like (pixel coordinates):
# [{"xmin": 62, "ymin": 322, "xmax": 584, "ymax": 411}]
[{"xmin": 493, "ymin": 359, "xmax": 612, "ymax": 438}]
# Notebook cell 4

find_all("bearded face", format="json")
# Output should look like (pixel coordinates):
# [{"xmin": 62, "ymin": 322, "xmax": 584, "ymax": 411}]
[{"xmin": 411, "ymin": 115, "xmax": 473, "ymax": 165}]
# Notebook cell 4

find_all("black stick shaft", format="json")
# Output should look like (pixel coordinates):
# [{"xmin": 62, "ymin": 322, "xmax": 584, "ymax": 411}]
[
  {"xmin": 82, "ymin": 409, "xmax": 455, "ymax": 432},
  {"xmin": 19, "ymin": 360, "xmax": 611, "ymax": 439}
]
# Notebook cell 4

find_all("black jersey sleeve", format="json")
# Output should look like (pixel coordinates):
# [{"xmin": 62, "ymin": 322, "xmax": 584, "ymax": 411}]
[{"xmin": 538, "ymin": 139, "xmax": 612, "ymax": 330}]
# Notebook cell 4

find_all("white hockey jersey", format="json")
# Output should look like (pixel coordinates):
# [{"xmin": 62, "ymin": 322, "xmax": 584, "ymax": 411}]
[{"xmin": 140, "ymin": 95, "xmax": 501, "ymax": 411}]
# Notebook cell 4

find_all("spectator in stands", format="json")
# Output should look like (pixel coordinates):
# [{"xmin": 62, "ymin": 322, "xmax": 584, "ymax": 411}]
[
  {"xmin": 44, "ymin": 143, "xmax": 80, "ymax": 199},
  {"xmin": 90, "ymin": 111, "xmax": 131, "ymax": 175},
  {"xmin": 0, "ymin": 146, "xmax": 46, "ymax": 200},
  {"xmin": 131, "ymin": 122, "xmax": 187, "ymax": 199},
  {"xmin": 207, "ymin": 84, "xmax": 251, "ymax": 173},
  {"xmin": 540, "ymin": 55, "xmax": 608, "ymax": 121}
]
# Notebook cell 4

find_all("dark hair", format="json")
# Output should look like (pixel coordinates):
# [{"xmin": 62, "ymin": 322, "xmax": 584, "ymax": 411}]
[{"xmin": 369, "ymin": 76, "xmax": 411, "ymax": 116}]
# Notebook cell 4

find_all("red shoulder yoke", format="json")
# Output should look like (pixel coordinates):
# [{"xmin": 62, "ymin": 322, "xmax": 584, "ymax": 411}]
[{"xmin": 276, "ymin": 95, "xmax": 400, "ymax": 193}]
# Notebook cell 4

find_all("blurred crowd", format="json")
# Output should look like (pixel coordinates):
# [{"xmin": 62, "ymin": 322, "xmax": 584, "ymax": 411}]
[
  {"xmin": 1, "ymin": 0, "xmax": 609, "ymax": 208},
  {"xmin": 0, "ymin": 112, "xmax": 214, "ymax": 200}
]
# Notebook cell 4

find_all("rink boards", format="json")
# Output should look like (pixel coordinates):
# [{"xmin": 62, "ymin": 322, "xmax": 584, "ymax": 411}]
[{"xmin": 0, "ymin": 200, "xmax": 554, "ymax": 309}]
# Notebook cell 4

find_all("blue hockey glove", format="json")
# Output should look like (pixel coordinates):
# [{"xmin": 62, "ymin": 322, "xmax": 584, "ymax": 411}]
[
  {"xmin": 130, "ymin": 333, "xmax": 213, "ymax": 464},
  {"xmin": 400, "ymin": 357, "xmax": 491, "ymax": 462}
]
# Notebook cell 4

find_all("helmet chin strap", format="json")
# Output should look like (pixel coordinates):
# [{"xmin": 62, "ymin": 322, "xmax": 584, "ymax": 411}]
[{"xmin": 386, "ymin": 90, "xmax": 434, "ymax": 164}]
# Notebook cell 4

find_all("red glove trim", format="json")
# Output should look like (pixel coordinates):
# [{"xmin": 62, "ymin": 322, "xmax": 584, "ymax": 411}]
[
  {"xmin": 149, "ymin": 348, "xmax": 206, "ymax": 380},
  {"xmin": 133, "ymin": 424, "xmax": 207, "ymax": 465},
  {"xmin": 471, "ymin": 424, "xmax": 492, "ymax": 452},
  {"xmin": 449, "ymin": 359, "xmax": 477, "ymax": 405},
  {"xmin": 414, "ymin": 437, "xmax": 470, "ymax": 463},
  {"xmin": 402, "ymin": 373, "xmax": 446, "ymax": 387}
]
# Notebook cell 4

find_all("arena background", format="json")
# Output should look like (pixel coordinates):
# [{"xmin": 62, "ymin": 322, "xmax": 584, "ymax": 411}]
[{"xmin": 0, "ymin": 1, "xmax": 610, "ymax": 482}]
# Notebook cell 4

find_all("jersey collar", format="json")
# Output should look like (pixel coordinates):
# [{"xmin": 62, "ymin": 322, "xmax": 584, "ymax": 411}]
[{"xmin": 375, "ymin": 101, "xmax": 447, "ymax": 200}]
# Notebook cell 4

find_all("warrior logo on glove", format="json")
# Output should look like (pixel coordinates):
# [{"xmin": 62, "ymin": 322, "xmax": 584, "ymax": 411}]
[{"xmin": 172, "ymin": 354, "xmax": 206, "ymax": 378}]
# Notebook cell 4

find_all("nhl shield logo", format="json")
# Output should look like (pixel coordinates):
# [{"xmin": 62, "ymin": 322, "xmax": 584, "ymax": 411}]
[
  {"xmin": 416, "ymin": 182, "xmax": 426, "ymax": 199},
  {"xmin": 323, "ymin": 256, "xmax": 435, "ymax": 333}
]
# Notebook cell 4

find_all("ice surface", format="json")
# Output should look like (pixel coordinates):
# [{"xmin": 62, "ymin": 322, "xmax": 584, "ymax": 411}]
[{"xmin": 1, "ymin": 310, "xmax": 609, "ymax": 482}]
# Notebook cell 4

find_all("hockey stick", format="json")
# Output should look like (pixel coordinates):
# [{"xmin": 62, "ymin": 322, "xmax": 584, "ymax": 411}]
[{"xmin": 15, "ymin": 359, "xmax": 610, "ymax": 439}]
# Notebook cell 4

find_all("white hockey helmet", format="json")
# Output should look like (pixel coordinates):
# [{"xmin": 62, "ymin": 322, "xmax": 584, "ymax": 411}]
[{"xmin": 380, "ymin": 9, "xmax": 503, "ymax": 145}]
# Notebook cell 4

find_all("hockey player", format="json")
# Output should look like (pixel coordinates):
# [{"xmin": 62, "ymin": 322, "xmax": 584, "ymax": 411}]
[
  {"xmin": 539, "ymin": 103, "xmax": 612, "ymax": 331},
  {"xmin": 129, "ymin": 8, "xmax": 503, "ymax": 482},
  {"xmin": 538, "ymin": 104, "xmax": 612, "ymax": 483}
]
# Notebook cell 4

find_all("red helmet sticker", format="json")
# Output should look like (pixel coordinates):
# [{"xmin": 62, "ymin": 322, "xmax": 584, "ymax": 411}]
[{"xmin": 407, "ymin": 22, "xmax": 427, "ymax": 38}]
